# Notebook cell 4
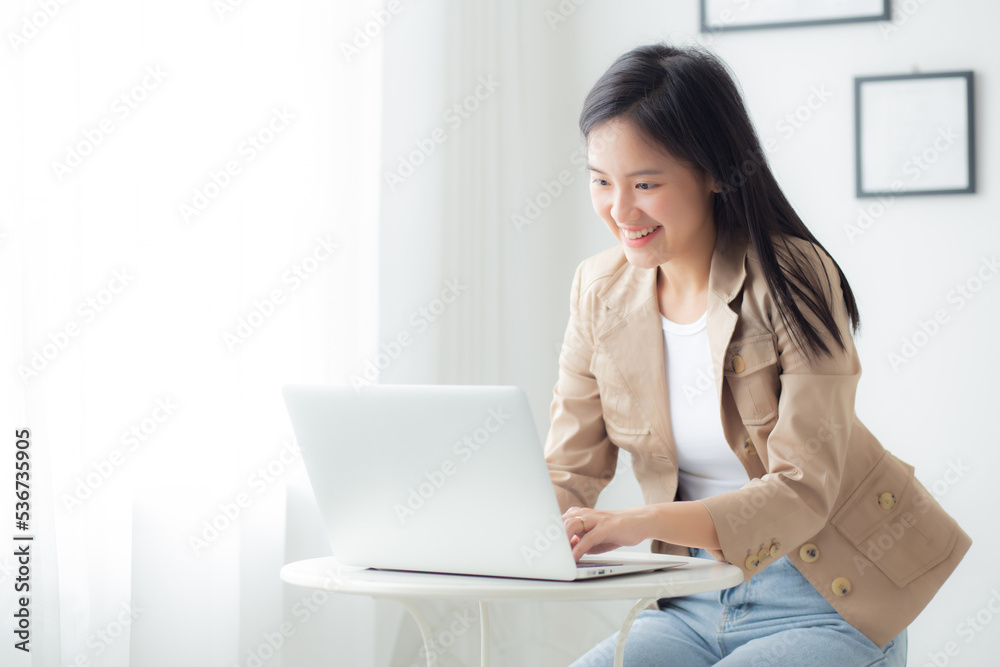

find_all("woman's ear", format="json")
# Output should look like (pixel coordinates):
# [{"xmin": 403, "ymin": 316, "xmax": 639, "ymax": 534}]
[{"xmin": 707, "ymin": 173, "xmax": 721, "ymax": 194}]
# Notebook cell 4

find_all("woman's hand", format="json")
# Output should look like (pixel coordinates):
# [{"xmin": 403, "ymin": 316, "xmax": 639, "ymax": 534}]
[{"xmin": 562, "ymin": 506, "xmax": 650, "ymax": 561}]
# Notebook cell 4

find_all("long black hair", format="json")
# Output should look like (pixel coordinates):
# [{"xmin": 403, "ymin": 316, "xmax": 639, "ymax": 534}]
[{"xmin": 579, "ymin": 43, "xmax": 860, "ymax": 362}]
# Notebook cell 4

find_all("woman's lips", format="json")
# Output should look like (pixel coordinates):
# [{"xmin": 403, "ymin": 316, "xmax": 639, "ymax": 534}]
[{"xmin": 620, "ymin": 225, "xmax": 661, "ymax": 247}]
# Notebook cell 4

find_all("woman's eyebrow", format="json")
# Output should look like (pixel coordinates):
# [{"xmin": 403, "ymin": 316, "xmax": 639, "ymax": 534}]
[{"xmin": 586, "ymin": 164, "xmax": 666, "ymax": 177}]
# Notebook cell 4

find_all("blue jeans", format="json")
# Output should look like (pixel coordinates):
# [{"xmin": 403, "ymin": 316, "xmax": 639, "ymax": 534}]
[{"xmin": 570, "ymin": 548, "xmax": 907, "ymax": 666}]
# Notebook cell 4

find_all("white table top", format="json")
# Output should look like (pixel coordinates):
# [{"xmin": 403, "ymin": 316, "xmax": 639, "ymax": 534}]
[{"xmin": 281, "ymin": 551, "xmax": 744, "ymax": 602}]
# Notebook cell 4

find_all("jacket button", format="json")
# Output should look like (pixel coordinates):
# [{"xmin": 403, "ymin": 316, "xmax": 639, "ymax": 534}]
[
  {"xmin": 799, "ymin": 543, "xmax": 819, "ymax": 563},
  {"xmin": 832, "ymin": 577, "xmax": 852, "ymax": 596},
  {"xmin": 731, "ymin": 354, "xmax": 746, "ymax": 373},
  {"xmin": 757, "ymin": 547, "xmax": 770, "ymax": 561},
  {"xmin": 769, "ymin": 542, "xmax": 780, "ymax": 558},
  {"xmin": 745, "ymin": 553, "xmax": 760, "ymax": 570},
  {"xmin": 743, "ymin": 437, "xmax": 757, "ymax": 457},
  {"xmin": 878, "ymin": 492, "xmax": 896, "ymax": 511}
]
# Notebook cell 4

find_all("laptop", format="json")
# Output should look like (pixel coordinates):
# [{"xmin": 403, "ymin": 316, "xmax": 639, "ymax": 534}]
[{"xmin": 281, "ymin": 383, "xmax": 684, "ymax": 581}]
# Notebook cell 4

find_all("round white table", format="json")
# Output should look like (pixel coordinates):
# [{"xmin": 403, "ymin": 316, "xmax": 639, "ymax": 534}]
[{"xmin": 281, "ymin": 551, "xmax": 743, "ymax": 666}]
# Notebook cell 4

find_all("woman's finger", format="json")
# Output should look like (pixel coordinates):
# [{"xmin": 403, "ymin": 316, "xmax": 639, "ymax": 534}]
[
  {"xmin": 572, "ymin": 528, "xmax": 597, "ymax": 560},
  {"xmin": 563, "ymin": 513, "xmax": 588, "ymax": 537}
]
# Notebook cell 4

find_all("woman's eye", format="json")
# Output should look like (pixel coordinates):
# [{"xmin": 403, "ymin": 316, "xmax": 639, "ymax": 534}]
[
  {"xmin": 591, "ymin": 178, "xmax": 609, "ymax": 186},
  {"xmin": 636, "ymin": 183, "xmax": 656, "ymax": 190}
]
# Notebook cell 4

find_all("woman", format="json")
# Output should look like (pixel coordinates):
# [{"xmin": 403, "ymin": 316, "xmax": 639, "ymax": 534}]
[{"xmin": 543, "ymin": 43, "xmax": 971, "ymax": 666}]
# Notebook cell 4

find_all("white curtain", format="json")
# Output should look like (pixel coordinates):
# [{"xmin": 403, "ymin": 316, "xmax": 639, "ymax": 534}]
[
  {"xmin": 2, "ymin": 0, "xmax": 380, "ymax": 665},
  {"xmin": 3, "ymin": 1, "xmax": 644, "ymax": 665}
]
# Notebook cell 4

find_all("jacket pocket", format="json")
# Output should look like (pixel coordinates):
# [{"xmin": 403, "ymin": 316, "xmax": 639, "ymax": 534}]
[
  {"xmin": 603, "ymin": 407, "xmax": 654, "ymax": 463},
  {"xmin": 723, "ymin": 333, "xmax": 779, "ymax": 425},
  {"xmin": 603, "ymin": 413, "xmax": 651, "ymax": 437},
  {"xmin": 604, "ymin": 419, "xmax": 675, "ymax": 503},
  {"xmin": 831, "ymin": 451, "xmax": 960, "ymax": 587}
]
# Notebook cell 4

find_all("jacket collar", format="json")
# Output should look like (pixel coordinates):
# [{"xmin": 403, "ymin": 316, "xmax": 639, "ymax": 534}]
[{"xmin": 593, "ymin": 232, "xmax": 750, "ymax": 452}]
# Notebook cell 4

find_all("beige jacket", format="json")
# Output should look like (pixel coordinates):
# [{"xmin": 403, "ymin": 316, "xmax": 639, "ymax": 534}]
[{"xmin": 543, "ymin": 232, "xmax": 971, "ymax": 648}]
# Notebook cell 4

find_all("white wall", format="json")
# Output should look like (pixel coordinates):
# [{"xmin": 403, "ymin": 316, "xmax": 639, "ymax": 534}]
[
  {"xmin": 515, "ymin": 1, "xmax": 997, "ymax": 665},
  {"xmin": 368, "ymin": 1, "xmax": 996, "ymax": 664}
]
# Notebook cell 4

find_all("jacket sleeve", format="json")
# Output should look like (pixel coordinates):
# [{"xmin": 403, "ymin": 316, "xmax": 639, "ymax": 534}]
[
  {"xmin": 543, "ymin": 260, "xmax": 619, "ymax": 515},
  {"xmin": 698, "ymin": 243, "xmax": 860, "ymax": 576}
]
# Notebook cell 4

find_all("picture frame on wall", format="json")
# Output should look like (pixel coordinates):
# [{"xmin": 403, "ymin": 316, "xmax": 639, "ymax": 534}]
[
  {"xmin": 700, "ymin": 0, "xmax": 891, "ymax": 33},
  {"xmin": 854, "ymin": 71, "xmax": 976, "ymax": 198}
]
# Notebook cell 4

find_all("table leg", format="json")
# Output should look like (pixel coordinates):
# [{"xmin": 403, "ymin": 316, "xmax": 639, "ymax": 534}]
[
  {"xmin": 479, "ymin": 600, "xmax": 490, "ymax": 666},
  {"xmin": 395, "ymin": 598, "xmax": 437, "ymax": 667},
  {"xmin": 614, "ymin": 597, "xmax": 658, "ymax": 667}
]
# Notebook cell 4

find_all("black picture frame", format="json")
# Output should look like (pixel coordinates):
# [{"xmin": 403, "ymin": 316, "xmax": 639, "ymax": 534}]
[
  {"xmin": 854, "ymin": 71, "xmax": 976, "ymax": 198},
  {"xmin": 700, "ymin": 0, "xmax": 890, "ymax": 33}
]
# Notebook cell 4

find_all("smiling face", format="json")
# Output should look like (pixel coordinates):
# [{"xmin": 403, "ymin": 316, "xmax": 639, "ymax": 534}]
[{"xmin": 586, "ymin": 118, "xmax": 719, "ymax": 271}]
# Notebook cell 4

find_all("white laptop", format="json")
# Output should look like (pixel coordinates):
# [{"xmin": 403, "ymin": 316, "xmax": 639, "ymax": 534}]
[{"xmin": 281, "ymin": 383, "xmax": 683, "ymax": 581}]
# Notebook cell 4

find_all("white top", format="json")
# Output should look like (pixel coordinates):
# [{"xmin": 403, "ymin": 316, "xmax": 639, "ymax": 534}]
[
  {"xmin": 660, "ymin": 311, "xmax": 748, "ymax": 501},
  {"xmin": 279, "ymin": 553, "xmax": 744, "ymax": 600}
]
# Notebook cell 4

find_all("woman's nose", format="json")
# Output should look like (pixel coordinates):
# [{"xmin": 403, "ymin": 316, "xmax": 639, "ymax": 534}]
[{"xmin": 611, "ymin": 191, "xmax": 639, "ymax": 224}]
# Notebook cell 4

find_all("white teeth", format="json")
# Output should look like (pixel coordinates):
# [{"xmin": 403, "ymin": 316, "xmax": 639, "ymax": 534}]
[{"xmin": 625, "ymin": 226, "xmax": 659, "ymax": 240}]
